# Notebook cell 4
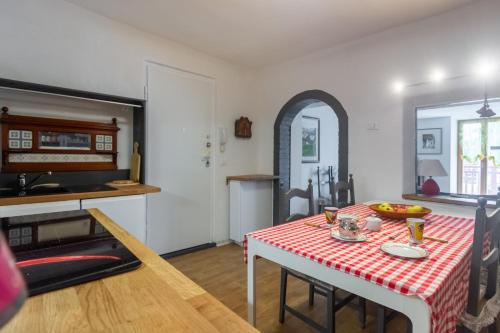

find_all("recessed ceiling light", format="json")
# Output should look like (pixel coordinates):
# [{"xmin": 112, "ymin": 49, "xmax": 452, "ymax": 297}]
[
  {"xmin": 430, "ymin": 68, "xmax": 445, "ymax": 83},
  {"xmin": 392, "ymin": 80, "xmax": 405, "ymax": 93},
  {"xmin": 475, "ymin": 58, "xmax": 498, "ymax": 79}
]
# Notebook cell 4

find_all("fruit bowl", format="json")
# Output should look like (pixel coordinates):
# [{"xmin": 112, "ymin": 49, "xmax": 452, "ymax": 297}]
[{"xmin": 368, "ymin": 203, "xmax": 432, "ymax": 220}]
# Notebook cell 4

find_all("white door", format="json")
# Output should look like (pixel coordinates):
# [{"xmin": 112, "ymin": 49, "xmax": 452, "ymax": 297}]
[{"xmin": 146, "ymin": 62, "xmax": 214, "ymax": 254}]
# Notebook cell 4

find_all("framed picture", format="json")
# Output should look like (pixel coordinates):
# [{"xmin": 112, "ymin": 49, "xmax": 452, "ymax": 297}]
[
  {"xmin": 302, "ymin": 116, "xmax": 320, "ymax": 163},
  {"xmin": 417, "ymin": 128, "xmax": 442, "ymax": 154}
]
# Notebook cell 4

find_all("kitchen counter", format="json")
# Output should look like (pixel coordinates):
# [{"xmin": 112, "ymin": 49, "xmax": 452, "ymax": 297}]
[
  {"xmin": 0, "ymin": 184, "xmax": 161, "ymax": 206},
  {"xmin": 1, "ymin": 208, "xmax": 258, "ymax": 333},
  {"xmin": 226, "ymin": 174, "xmax": 279, "ymax": 184}
]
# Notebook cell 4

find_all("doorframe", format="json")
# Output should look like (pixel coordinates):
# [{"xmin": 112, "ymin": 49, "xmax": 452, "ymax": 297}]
[
  {"xmin": 144, "ymin": 60, "xmax": 216, "ymax": 246},
  {"xmin": 273, "ymin": 90, "xmax": 348, "ymax": 225}
]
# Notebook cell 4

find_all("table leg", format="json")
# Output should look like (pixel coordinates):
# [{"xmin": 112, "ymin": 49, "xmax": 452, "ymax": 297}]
[
  {"xmin": 247, "ymin": 250, "xmax": 256, "ymax": 326},
  {"xmin": 406, "ymin": 300, "xmax": 431, "ymax": 333}
]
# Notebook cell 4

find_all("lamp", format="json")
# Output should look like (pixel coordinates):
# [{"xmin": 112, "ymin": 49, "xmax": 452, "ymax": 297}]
[
  {"xmin": 417, "ymin": 159, "xmax": 448, "ymax": 196},
  {"xmin": 476, "ymin": 93, "xmax": 496, "ymax": 118}
]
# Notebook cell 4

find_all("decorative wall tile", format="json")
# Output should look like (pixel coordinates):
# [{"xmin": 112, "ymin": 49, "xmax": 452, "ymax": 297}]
[
  {"xmin": 9, "ymin": 130, "xmax": 20, "ymax": 139},
  {"xmin": 9, "ymin": 140, "xmax": 20, "ymax": 149},
  {"xmin": 21, "ymin": 141, "xmax": 32, "ymax": 149},
  {"xmin": 104, "ymin": 143, "xmax": 112, "ymax": 151},
  {"xmin": 96, "ymin": 143, "xmax": 104, "ymax": 150},
  {"xmin": 96, "ymin": 135, "xmax": 104, "ymax": 143},
  {"xmin": 8, "ymin": 153, "xmax": 113, "ymax": 163},
  {"xmin": 104, "ymin": 135, "xmax": 113, "ymax": 143},
  {"xmin": 21, "ymin": 131, "xmax": 32, "ymax": 140}
]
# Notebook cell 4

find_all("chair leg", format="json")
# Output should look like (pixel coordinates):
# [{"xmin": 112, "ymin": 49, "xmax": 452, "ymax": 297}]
[
  {"xmin": 308, "ymin": 283, "xmax": 315, "ymax": 306},
  {"xmin": 377, "ymin": 305, "xmax": 386, "ymax": 333},
  {"xmin": 358, "ymin": 297, "xmax": 366, "ymax": 329},
  {"xmin": 279, "ymin": 268, "xmax": 287, "ymax": 323},
  {"xmin": 488, "ymin": 320, "xmax": 497, "ymax": 333},
  {"xmin": 326, "ymin": 289, "xmax": 335, "ymax": 333}
]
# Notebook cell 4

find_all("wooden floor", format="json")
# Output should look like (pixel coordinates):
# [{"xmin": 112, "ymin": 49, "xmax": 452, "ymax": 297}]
[{"xmin": 169, "ymin": 244, "xmax": 409, "ymax": 333}]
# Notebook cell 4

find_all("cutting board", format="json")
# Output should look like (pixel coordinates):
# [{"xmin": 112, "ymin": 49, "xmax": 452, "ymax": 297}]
[{"xmin": 130, "ymin": 142, "xmax": 141, "ymax": 182}]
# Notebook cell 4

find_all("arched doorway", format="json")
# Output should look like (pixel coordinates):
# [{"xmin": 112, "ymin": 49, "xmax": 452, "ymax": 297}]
[{"xmin": 274, "ymin": 90, "xmax": 348, "ymax": 224}]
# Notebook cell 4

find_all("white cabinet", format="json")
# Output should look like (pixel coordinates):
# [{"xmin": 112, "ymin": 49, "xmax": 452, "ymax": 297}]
[
  {"xmin": 0, "ymin": 200, "xmax": 81, "ymax": 217},
  {"xmin": 81, "ymin": 195, "xmax": 147, "ymax": 243},
  {"xmin": 229, "ymin": 180, "xmax": 273, "ymax": 243}
]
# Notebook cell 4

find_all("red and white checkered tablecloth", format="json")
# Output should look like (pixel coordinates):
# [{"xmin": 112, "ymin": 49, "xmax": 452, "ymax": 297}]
[{"xmin": 244, "ymin": 204, "xmax": 476, "ymax": 333}]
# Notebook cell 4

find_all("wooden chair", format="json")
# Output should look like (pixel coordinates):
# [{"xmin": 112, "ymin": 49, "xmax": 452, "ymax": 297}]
[
  {"xmin": 330, "ymin": 174, "xmax": 355, "ymax": 208},
  {"xmin": 279, "ymin": 179, "xmax": 366, "ymax": 333},
  {"xmin": 283, "ymin": 178, "xmax": 314, "ymax": 223},
  {"xmin": 458, "ymin": 197, "xmax": 500, "ymax": 333}
]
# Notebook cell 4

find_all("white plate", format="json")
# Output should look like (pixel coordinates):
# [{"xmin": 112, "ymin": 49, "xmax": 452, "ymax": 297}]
[
  {"xmin": 331, "ymin": 230, "xmax": 367, "ymax": 242},
  {"xmin": 380, "ymin": 242, "xmax": 428, "ymax": 259}
]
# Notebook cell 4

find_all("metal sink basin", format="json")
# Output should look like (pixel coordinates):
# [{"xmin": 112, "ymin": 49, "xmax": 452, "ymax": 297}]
[
  {"xmin": 26, "ymin": 186, "xmax": 70, "ymax": 196},
  {"xmin": 65, "ymin": 184, "xmax": 116, "ymax": 193}
]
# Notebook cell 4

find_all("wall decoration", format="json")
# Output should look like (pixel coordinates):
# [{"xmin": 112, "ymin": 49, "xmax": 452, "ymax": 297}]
[
  {"xmin": 417, "ymin": 128, "xmax": 442, "ymax": 155},
  {"xmin": 0, "ymin": 107, "xmax": 119, "ymax": 172},
  {"xmin": 235, "ymin": 117, "xmax": 252, "ymax": 138},
  {"xmin": 302, "ymin": 116, "xmax": 320, "ymax": 163}
]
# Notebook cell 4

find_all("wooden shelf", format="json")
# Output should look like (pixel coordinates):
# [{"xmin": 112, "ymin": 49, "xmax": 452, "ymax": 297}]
[
  {"xmin": 226, "ymin": 174, "xmax": 279, "ymax": 184},
  {"xmin": 402, "ymin": 193, "xmax": 497, "ymax": 209}
]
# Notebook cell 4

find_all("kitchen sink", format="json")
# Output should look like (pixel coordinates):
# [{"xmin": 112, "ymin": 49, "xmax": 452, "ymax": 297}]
[
  {"xmin": 0, "ymin": 186, "xmax": 70, "ymax": 197},
  {"xmin": 0, "ymin": 183, "xmax": 116, "ymax": 198}
]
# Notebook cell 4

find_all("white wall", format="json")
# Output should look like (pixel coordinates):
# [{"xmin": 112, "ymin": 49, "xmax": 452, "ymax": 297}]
[
  {"xmin": 290, "ymin": 104, "xmax": 339, "ymax": 214},
  {"xmin": 252, "ymin": 0, "xmax": 500, "ymax": 203},
  {"xmin": 0, "ymin": 0, "xmax": 257, "ymax": 243}
]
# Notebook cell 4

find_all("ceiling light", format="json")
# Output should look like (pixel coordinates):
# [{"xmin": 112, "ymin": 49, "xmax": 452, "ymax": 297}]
[
  {"xmin": 430, "ymin": 68, "xmax": 445, "ymax": 83},
  {"xmin": 475, "ymin": 58, "xmax": 498, "ymax": 79},
  {"xmin": 392, "ymin": 80, "xmax": 405, "ymax": 93}
]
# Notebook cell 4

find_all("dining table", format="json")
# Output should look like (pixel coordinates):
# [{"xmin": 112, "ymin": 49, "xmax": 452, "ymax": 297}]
[{"xmin": 244, "ymin": 203, "xmax": 477, "ymax": 333}]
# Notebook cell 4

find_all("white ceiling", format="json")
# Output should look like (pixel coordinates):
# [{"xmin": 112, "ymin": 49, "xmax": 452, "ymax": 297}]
[{"xmin": 65, "ymin": 0, "xmax": 474, "ymax": 68}]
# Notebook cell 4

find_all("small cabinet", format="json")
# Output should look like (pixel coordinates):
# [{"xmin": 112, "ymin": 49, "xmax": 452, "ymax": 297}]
[
  {"xmin": 229, "ymin": 179, "xmax": 273, "ymax": 243},
  {"xmin": 0, "ymin": 200, "xmax": 81, "ymax": 218},
  {"xmin": 81, "ymin": 195, "xmax": 146, "ymax": 243}
]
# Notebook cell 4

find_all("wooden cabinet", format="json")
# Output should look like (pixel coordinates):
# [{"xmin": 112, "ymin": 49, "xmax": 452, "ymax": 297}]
[
  {"xmin": 81, "ymin": 195, "xmax": 147, "ymax": 243},
  {"xmin": 0, "ymin": 107, "xmax": 119, "ymax": 172},
  {"xmin": 0, "ymin": 200, "xmax": 81, "ymax": 217}
]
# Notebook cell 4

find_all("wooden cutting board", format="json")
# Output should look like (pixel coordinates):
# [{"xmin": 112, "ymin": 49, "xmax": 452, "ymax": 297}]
[{"xmin": 130, "ymin": 142, "xmax": 141, "ymax": 182}]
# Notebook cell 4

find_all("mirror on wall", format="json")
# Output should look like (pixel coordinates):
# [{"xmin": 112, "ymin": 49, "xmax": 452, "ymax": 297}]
[{"xmin": 415, "ymin": 98, "xmax": 500, "ymax": 197}]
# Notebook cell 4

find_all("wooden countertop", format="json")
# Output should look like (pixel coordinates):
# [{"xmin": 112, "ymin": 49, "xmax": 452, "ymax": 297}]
[
  {"xmin": 0, "ymin": 184, "xmax": 161, "ymax": 206},
  {"xmin": 1, "ymin": 208, "xmax": 258, "ymax": 333},
  {"xmin": 226, "ymin": 174, "xmax": 279, "ymax": 184}
]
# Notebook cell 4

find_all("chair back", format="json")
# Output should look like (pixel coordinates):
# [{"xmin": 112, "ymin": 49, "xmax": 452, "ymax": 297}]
[
  {"xmin": 283, "ymin": 179, "xmax": 314, "ymax": 222},
  {"xmin": 330, "ymin": 174, "xmax": 355, "ymax": 208},
  {"xmin": 466, "ymin": 197, "xmax": 500, "ymax": 316}
]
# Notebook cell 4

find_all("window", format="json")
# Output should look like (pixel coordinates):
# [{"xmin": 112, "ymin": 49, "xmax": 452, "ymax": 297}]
[
  {"xmin": 458, "ymin": 118, "xmax": 500, "ymax": 195},
  {"xmin": 416, "ymin": 99, "xmax": 500, "ymax": 197}
]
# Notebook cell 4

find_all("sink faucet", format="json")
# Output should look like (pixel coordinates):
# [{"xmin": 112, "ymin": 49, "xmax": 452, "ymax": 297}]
[{"xmin": 17, "ymin": 171, "xmax": 52, "ymax": 191}]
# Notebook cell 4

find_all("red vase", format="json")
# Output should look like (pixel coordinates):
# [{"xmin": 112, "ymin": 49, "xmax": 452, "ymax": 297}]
[{"xmin": 422, "ymin": 177, "xmax": 440, "ymax": 196}]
